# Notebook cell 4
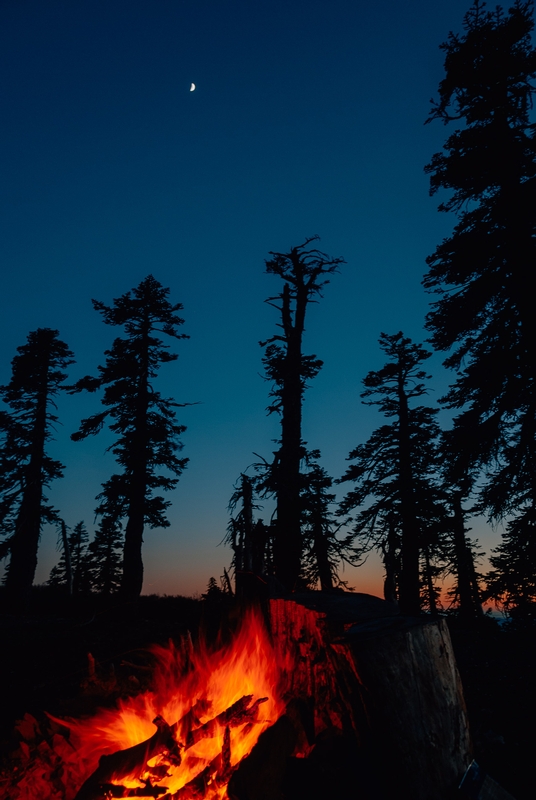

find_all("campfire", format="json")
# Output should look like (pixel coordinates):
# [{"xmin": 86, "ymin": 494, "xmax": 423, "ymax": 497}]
[
  {"xmin": 7, "ymin": 607, "xmax": 297, "ymax": 799},
  {"xmin": 2, "ymin": 595, "xmax": 473, "ymax": 800}
]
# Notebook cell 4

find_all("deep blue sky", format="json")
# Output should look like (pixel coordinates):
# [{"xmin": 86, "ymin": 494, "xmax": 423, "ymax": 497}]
[{"xmin": 0, "ymin": 0, "xmax": 503, "ymax": 595}]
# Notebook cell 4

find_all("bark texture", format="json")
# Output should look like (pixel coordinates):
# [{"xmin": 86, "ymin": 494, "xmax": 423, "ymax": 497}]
[{"xmin": 268, "ymin": 594, "xmax": 472, "ymax": 800}]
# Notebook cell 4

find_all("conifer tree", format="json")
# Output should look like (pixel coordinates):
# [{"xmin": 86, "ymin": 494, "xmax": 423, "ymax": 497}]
[
  {"xmin": 70, "ymin": 520, "xmax": 91, "ymax": 594},
  {"xmin": 300, "ymin": 459, "xmax": 347, "ymax": 591},
  {"xmin": 439, "ymin": 428, "xmax": 484, "ymax": 619},
  {"xmin": 417, "ymin": 482, "xmax": 451, "ymax": 616},
  {"xmin": 224, "ymin": 473, "xmax": 269, "ymax": 597},
  {"xmin": 0, "ymin": 328, "xmax": 74, "ymax": 608},
  {"xmin": 226, "ymin": 474, "xmax": 258, "ymax": 576},
  {"xmin": 49, "ymin": 521, "xmax": 91, "ymax": 594},
  {"xmin": 261, "ymin": 237, "xmax": 343, "ymax": 591},
  {"xmin": 425, "ymin": 1, "xmax": 536, "ymax": 582},
  {"xmin": 485, "ymin": 517, "xmax": 536, "ymax": 621},
  {"xmin": 60, "ymin": 520, "xmax": 73, "ymax": 595},
  {"xmin": 69, "ymin": 276, "xmax": 190, "ymax": 599},
  {"xmin": 444, "ymin": 527, "xmax": 484, "ymax": 617},
  {"xmin": 338, "ymin": 333, "xmax": 445, "ymax": 614},
  {"xmin": 87, "ymin": 515, "xmax": 124, "ymax": 596},
  {"xmin": 224, "ymin": 473, "xmax": 262, "ymax": 583}
]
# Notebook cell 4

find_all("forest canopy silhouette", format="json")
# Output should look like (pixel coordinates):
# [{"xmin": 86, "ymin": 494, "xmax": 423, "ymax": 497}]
[{"xmin": 0, "ymin": 0, "xmax": 535, "ymax": 624}]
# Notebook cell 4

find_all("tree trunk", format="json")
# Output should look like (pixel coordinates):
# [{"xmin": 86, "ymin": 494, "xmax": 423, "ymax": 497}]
[
  {"xmin": 61, "ymin": 520, "xmax": 73, "ymax": 597},
  {"xmin": 382, "ymin": 517, "xmax": 398, "ymax": 603},
  {"xmin": 267, "ymin": 593, "xmax": 472, "ymax": 800},
  {"xmin": 452, "ymin": 493, "xmax": 482, "ymax": 620},
  {"xmin": 121, "ymin": 511, "xmax": 144, "ymax": 599},
  {"xmin": 121, "ymin": 441, "xmax": 147, "ymax": 599},
  {"xmin": 5, "ymin": 376, "xmax": 48, "ymax": 610},
  {"xmin": 423, "ymin": 545, "xmax": 438, "ymax": 616},
  {"xmin": 347, "ymin": 613, "xmax": 471, "ymax": 798},
  {"xmin": 102, "ymin": 525, "xmax": 116, "ymax": 596},
  {"xmin": 312, "ymin": 521, "xmax": 334, "ymax": 592},
  {"xmin": 274, "ymin": 284, "xmax": 304, "ymax": 591},
  {"xmin": 241, "ymin": 475, "xmax": 254, "ymax": 572},
  {"xmin": 120, "ymin": 321, "xmax": 150, "ymax": 600},
  {"xmin": 397, "ymin": 384, "xmax": 421, "ymax": 614},
  {"xmin": 251, "ymin": 520, "xmax": 267, "ymax": 575},
  {"xmin": 470, "ymin": 560, "xmax": 484, "ymax": 617}
]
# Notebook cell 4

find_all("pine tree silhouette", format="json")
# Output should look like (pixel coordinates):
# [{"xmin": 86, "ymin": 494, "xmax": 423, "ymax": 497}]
[
  {"xmin": 486, "ymin": 519, "xmax": 536, "ymax": 623},
  {"xmin": 48, "ymin": 521, "xmax": 91, "ymax": 595},
  {"xmin": 300, "ymin": 457, "xmax": 348, "ymax": 592},
  {"xmin": 260, "ymin": 237, "xmax": 343, "ymax": 591},
  {"xmin": 69, "ymin": 276, "xmax": 190, "ymax": 599},
  {"xmin": 0, "ymin": 328, "xmax": 74, "ymax": 609},
  {"xmin": 87, "ymin": 515, "xmax": 124, "ymax": 596},
  {"xmin": 439, "ymin": 429, "xmax": 484, "ymax": 620},
  {"xmin": 425, "ymin": 0, "xmax": 536, "ymax": 609},
  {"xmin": 338, "ymin": 333, "xmax": 446, "ymax": 614}
]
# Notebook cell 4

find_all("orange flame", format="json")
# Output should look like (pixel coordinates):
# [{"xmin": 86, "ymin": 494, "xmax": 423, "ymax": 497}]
[{"xmin": 54, "ymin": 608, "xmax": 290, "ymax": 799}]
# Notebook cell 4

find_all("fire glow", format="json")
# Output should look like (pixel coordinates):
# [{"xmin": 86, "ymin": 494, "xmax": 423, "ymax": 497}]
[{"xmin": 44, "ymin": 609, "xmax": 291, "ymax": 799}]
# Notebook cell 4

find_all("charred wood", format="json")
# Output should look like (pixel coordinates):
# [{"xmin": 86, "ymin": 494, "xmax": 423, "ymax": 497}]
[
  {"xmin": 185, "ymin": 696, "xmax": 267, "ymax": 748},
  {"xmin": 73, "ymin": 716, "xmax": 180, "ymax": 800},
  {"xmin": 73, "ymin": 695, "xmax": 265, "ymax": 800}
]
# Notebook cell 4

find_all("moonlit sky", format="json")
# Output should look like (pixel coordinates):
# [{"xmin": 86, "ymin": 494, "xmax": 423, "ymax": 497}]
[{"xmin": 0, "ymin": 0, "xmax": 504, "ymax": 597}]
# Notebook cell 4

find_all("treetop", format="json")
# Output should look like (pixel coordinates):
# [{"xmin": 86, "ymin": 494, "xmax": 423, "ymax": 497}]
[
  {"xmin": 0, "ymin": 328, "xmax": 74, "ymax": 407},
  {"xmin": 265, "ymin": 236, "xmax": 345, "ymax": 298},
  {"xmin": 428, "ymin": 0, "xmax": 536, "ymax": 130},
  {"xmin": 361, "ymin": 332, "xmax": 433, "ymax": 410},
  {"xmin": 91, "ymin": 275, "xmax": 189, "ymax": 341}
]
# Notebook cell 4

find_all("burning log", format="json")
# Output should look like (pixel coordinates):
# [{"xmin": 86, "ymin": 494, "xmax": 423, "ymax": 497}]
[
  {"xmin": 169, "ymin": 754, "xmax": 222, "ymax": 799},
  {"xmin": 73, "ymin": 715, "xmax": 180, "ymax": 800},
  {"xmin": 218, "ymin": 724, "xmax": 232, "ymax": 783},
  {"xmin": 73, "ymin": 695, "xmax": 267, "ymax": 800},
  {"xmin": 185, "ymin": 695, "xmax": 268, "ymax": 748},
  {"xmin": 96, "ymin": 783, "xmax": 169, "ymax": 797}
]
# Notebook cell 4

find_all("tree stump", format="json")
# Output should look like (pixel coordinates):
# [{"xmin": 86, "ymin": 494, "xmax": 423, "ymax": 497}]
[
  {"xmin": 347, "ymin": 612, "xmax": 472, "ymax": 798},
  {"xmin": 264, "ymin": 593, "xmax": 472, "ymax": 799}
]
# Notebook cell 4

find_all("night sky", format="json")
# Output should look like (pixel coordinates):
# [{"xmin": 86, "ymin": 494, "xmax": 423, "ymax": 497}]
[{"xmin": 0, "ymin": 0, "xmax": 502, "ymax": 596}]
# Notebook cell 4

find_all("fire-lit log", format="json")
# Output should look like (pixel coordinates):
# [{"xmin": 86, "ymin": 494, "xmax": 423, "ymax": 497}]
[
  {"xmin": 73, "ymin": 695, "xmax": 266, "ymax": 800},
  {"xmin": 73, "ymin": 715, "xmax": 180, "ymax": 800},
  {"xmin": 347, "ymin": 613, "xmax": 472, "ymax": 799},
  {"xmin": 97, "ymin": 783, "xmax": 169, "ymax": 797},
  {"xmin": 168, "ymin": 753, "xmax": 222, "ymax": 799},
  {"xmin": 227, "ymin": 714, "xmax": 299, "ymax": 800},
  {"xmin": 265, "ymin": 594, "xmax": 472, "ymax": 800},
  {"xmin": 185, "ymin": 695, "xmax": 267, "ymax": 747}
]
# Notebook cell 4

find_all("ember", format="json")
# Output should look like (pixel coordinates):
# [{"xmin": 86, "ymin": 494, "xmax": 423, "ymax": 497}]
[{"xmin": 7, "ymin": 608, "xmax": 292, "ymax": 800}]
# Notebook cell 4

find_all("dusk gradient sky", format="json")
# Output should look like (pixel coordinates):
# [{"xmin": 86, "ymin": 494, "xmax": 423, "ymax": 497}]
[{"xmin": 0, "ymin": 0, "xmax": 503, "ymax": 596}]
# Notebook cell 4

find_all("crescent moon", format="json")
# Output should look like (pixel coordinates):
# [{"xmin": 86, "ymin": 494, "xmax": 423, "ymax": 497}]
[{"xmin": 190, "ymin": 83, "xmax": 196, "ymax": 92}]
